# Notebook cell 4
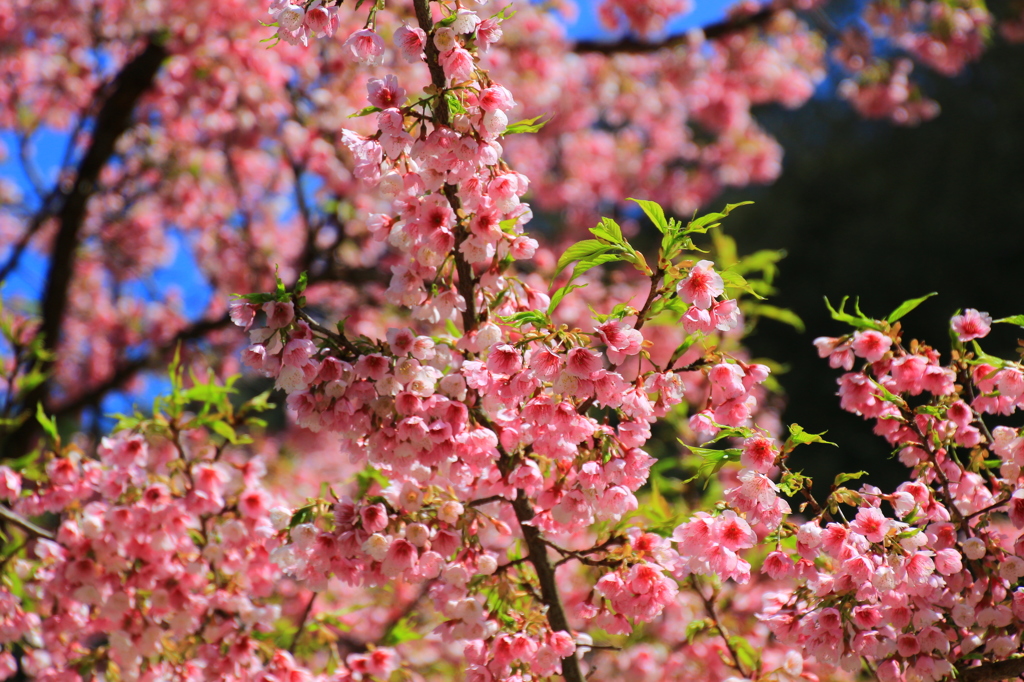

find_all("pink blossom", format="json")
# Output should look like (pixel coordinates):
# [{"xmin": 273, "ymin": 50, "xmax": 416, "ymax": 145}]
[
  {"xmin": 439, "ymin": 47, "xmax": 474, "ymax": 82},
  {"xmin": 367, "ymin": 75, "xmax": 406, "ymax": 109},
  {"xmin": 342, "ymin": 29, "xmax": 385, "ymax": 66},
  {"xmin": 852, "ymin": 329, "xmax": 892, "ymax": 362},
  {"xmin": 951, "ymin": 308, "xmax": 992, "ymax": 341},
  {"xmin": 394, "ymin": 25, "xmax": 426, "ymax": 62},
  {"xmin": 678, "ymin": 260, "xmax": 725, "ymax": 310}
]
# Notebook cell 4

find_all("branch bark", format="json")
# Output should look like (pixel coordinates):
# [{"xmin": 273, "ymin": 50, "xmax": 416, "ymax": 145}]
[
  {"xmin": 411, "ymin": 0, "xmax": 479, "ymax": 333},
  {"xmin": 0, "ymin": 505, "xmax": 55, "ymax": 540},
  {"xmin": 49, "ymin": 313, "xmax": 233, "ymax": 418},
  {"xmin": 4, "ymin": 38, "xmax": 168, "ymax": 456},
  {"xmin": 959, "ymin": 658, "xmax": 1024, "ymax": 682},
  {"xmin": 573, "ymin": 7, "xmax": 776, "ymax": 54},
  {"xmin": 511, "ymin": 495, "xmax": 584, "ymax": 682}
]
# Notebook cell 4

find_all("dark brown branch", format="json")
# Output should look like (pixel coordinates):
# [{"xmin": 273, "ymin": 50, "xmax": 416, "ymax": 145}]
[
  {"xmin": 959, "ymin": 658, "xmax": 1024, "ymax": 682},
  {"xmin": 573, "ymin": 7, "xmax": 776, "ymax": 54},
  {"xmin": 511, "ymin": 495, "xmax": 584, "ymax": 682},
  {"xmin": 44, "ymin": 314, "xmax": 232, "ymax": 418},
  {"xmin": 411, "ymin": 0, "xmax": 479, "ymax": 333},
  {"xmin": 4, "ymin": 38, "xmax": 168, "ymax": 456},
  {"xmin": 289, "ymin": 593, "xmax": 317, "ymax": 653}
]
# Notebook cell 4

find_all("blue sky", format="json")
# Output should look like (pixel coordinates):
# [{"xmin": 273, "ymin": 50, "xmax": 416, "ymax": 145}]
[{"xmin": 568, "ymin": 0, "xmax": 734, "ymax": 38}]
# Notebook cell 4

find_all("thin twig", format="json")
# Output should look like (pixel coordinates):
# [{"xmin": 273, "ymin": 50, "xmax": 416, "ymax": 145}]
[
  {"xmin": 0, "ymin": 505, "xmax": 55, "ymax": 540},
  {"xmin": 289, "ymin": 593, "xmax": 317, "ymax": 653},
  {"xmin": 511, "ymin": 495, "xmax": 584, "ymax": 682}
]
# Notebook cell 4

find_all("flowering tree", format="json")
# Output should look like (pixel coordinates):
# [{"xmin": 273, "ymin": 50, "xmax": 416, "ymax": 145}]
[
  {"xmin": 3, "ymin": 0, "xmax": 1024, "ymax": 681},
  {"xmin": 0, "ymin": 0, "xmax": 1019, "ymax": 451}
]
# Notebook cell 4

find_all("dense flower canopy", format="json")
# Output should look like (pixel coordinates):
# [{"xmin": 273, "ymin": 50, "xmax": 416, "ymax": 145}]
[{"xmin": 1, "ymin": 1, "xmax": 1024, "ymax": 682}]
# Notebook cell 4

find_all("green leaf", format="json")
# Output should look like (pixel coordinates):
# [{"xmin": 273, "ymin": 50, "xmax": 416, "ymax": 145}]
[
  {"xmin": 589, "ymin": 217, "xmax": 624, "ymax": 245},
  {"xmin": 886, "ymin": 292, "xmax": 937, "ymax": 324},
  {"xmin": 778, "ymin": 471, "xmax": 810, "ymax": 497},
  {"xmin": 211, "ymin": 421, "xmax": 239, "ymax": 444},
  {"xmin": 547, "ymin": 283, "xmax": 588, "ymax": 315},
  {"xmin": 275, "ymin": 268, "xmax": 287, "ymax": 298},
  {"xmin": 35, "ymin": 403, "xmax": 59, "ymax": 443},
  {"xmin": 290, "ymin": 505, "xmax": 315, "ymax": 528},
  {"xmin": 184, "ymin": 383, "xmax": 236, "ymax": 405},
  {"xmin": 785, "ymin": 423, "xmax": 836, "ymax": 449},
  {"xmin": 627, "ymin": 198, "xmax": 669, "ymax": 234},
  {"xmin": 869, "ymin": 378, "xmax": 907, "ymax": 406},
  {"xmin": 355, "ymin": 466, "xmax": 390, "ymax": 500},
  {"xmin": 995, "ymin": 314, "xmax": 1024, "ymax": 328},
  {"xmin": 685, "ymin": 201, "xmax": 753, "ymax": 234},
  {"xmin": 234, "ymin": 292, "xmax": 276, "ymax": 304},
  {"xmin": 728, "ymin": 635, "xmax": 761, "ymax": 673},
  {"xmin": 445, "ymin": 93, "xmax": 466, "ymax": 115},
  {"xmin": 686, "ymin": 619, "xmax": 710, "ymax": 644},
  {"xmin": 682, "ymin": 445, "xmax": 743, "ymax": 486},
  {"xmin": 445, "ymin": 319, "xmax": 462, "ymax": 338},
  {"xmin": 834, "ymin": 470, "xmax": 869, "ymax": 487},
  {"xmin": 242, "ymin": 389, "xmax": 275, "ymax": 414},
  {"xmin": 437, "ymin": 12, "xmax": 459, "ymax": 26},
  {"xmin": 381, "ymin": 617, "xmax": 422, "ymax": 646},
  {"xmin": 493, "ymin": 4, "xmax": 517, "ymax": 20},
  {"xmin": 969, "ymin": 340, "xmax": 1006, "ymax": 369},
  {"xmin": 294, "ymin": 271, "xmax": 309, "ymax": 296},
  {"xmin": 720, "ymin": 269, "xmax": 765, "ymax": 300},
  {"xmin": 571, "ymin": 252, "xmax": 626, "ymax": 279},
  {"xmin": 744, "ymin": 303, "xmax": 805, "ymax": 332},
  {"xmin": 499, "ymin": 310, "xmax": 550, "ymax": 330},
  {"xmin": 348, "ymin": 106, "xmax": 382, "ymax": 118},
  {"xmin": 553, "ymin": 240, "xmax": 611, "ymax": 279},
  {"xmin": 824, "ymin": 296, "xmax": 884, "ymax": 331},
  {"xmin": 504, "ymin": 114, "xmax": 548, "ymax": 135}
]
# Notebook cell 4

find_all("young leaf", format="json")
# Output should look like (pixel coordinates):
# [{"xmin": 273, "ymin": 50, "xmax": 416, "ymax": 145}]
[
  {"xmin": 995, "ymin": 314, "xmax": 1024, "ymax": 328},
  {"xmin": 381, "ymin": 617, "xmax": 422, "ymax": 646},
  {"xmin": 728, "ymin": 635, "xmax": 761, "ymax": 673},
  {"xmin": 824, "ymin": 296, "xmax": 884, "ymax": 331},
  {"xmin": 294, "ymin": 271, "xmax": 309, "ymax": 296},
  {"xmin": 589, "ymin": 217, "xmax": 624, "ymax": 245},
  {"xmin": 744, "ymin": 303, "xmax": 805, "ymax": 332},
  {"xmin": 785, "ymin": 423, "xmax": 836, "ymax": 449},
  {"xmin": 686, "ymin": 619, "xmax": 711, "ymax": 644},
  {"xmin": 778, "ymin": 471, "xmax": 810, "ymax": 496},
  {"xmin": 504, "ymin": 114, "xmax": 548, "ymax": 135},
  {"xmin": 553, "ymin": 240, "xmax": 611, "ymax": 279},
  {"xmin": 886, "ymin": 292, "xmax": 937, "ymax": 324},
  {"xmin": 499, "ymin": 310, "xmax": 550, "ymax": 329},
  {"xmin": 720, "ymin": 269, "xmax": 765, "ymax": 300},
  {"xmin": 348, "ymin": 105, "xmax": 382, "ymax": 118},
  {"xmin": 685, "ymin": 201, "xmax": 753, "ymax": 234},
  {"xmin": 445, "ymin": 93, "xmax": 467, "ymax": 115},
  {"xmin": 36, "ymin": 403, "xmax": 59, "ymax": 443},
  {"xmin": 627, "ymin": 198, "xmax": 669, "ymax": 234},
  {"xmin": 289, "ymin": 505, "xmax": 316, "ymax": 528},
  {"xmin": 834, "ymin": 470, "xmax": 869, "ymax": 487},
  {"xmin": 547, "ymin": 282, "xmax": 588, "ymax": 314},
  {"xmin": 211, "ymin": 421, "xmax": 240, "ymax": 444}
]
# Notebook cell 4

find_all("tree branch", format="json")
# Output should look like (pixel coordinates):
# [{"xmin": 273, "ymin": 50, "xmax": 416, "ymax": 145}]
[
  {"xmin": 412, "ymin": 0, "xmax": 479, "ymax": 333},
  {"xmin": 959, "ymin": 658, "xmax": 1024, "ymax": 682},
  {"xmin": 45, "ymin": 313, "xmax": 233, "ymax": 420},
  {"xmin": 0, "ymin": 505, "xmax": 55, "ymax": 540},
  {"xmin": 511, "ymin": 495, "xmax": 584, "ymax": 682},
  {"xmin": 4, "ymin": 38, "xmax": 168, "ymax": 456},
  {"xmin": 573, "ymin": 7, "xmax": 776, "ymax": 55}
]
